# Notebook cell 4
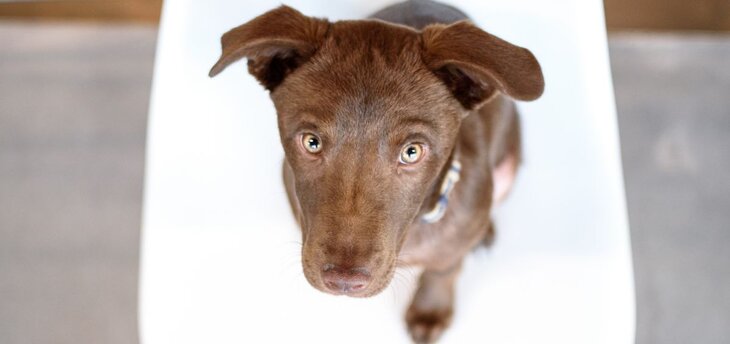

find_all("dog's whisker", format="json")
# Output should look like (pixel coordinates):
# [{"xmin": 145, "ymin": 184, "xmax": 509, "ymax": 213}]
[
  {"xmin": 390, "ymin": 271, "xmax": 407, "ymax": 306},
  {"xmin": 282, "ymin": 240, "xmax": 303, "ymax": 247}
]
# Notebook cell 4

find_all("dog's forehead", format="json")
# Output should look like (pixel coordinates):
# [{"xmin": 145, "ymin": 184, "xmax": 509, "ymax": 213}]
[
  {"xmin": 310, "ymin": 20, "xmax": 426, "ymax": 79},
  {"xmin": 304, "ymin": 22, "xmax": 450, "ymax": 108},
  {"xmin": 279, "ymin": 64, "xmax": 452, "ymax": 131},
  {"xmin": 326, "ymin": 19, "xmax": 421, "ymax": 58},
  {"xmin": 272, "ymin": 19, "xmax": 460, "ymax": 135}
]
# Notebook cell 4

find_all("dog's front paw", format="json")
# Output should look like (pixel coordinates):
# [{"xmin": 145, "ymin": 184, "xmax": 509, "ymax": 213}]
[{"xmin": 406, "ymin": 305, "xmax": 453, "ymax": 344}]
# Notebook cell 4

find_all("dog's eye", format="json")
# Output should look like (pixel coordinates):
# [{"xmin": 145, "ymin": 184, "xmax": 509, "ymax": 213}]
[
  {"xmin": 399, "ymin": 143, "xmax": 424, "ymax": 164},
  {"xmin": 301, "ymin": 133, "xmax": 322, "ymax": 153}
]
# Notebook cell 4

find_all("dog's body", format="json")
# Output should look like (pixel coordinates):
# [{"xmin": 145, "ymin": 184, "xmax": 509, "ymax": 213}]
[{"xmin": 211, "ymin": 1, "xmax": 542, "ymax": 342}]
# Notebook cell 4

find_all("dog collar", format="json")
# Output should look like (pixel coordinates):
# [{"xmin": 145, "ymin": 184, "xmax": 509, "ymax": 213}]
[{"xmin": 421, "ymin": 158, "xmax": 462, "ymax": 224}]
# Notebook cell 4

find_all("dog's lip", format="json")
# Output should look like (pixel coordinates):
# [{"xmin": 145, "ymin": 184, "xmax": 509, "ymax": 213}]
[
  {"xmin": 315, "ymin": 274, "xmax": 378, "ymax": 298},
  {"xmin": 316, "ymin": 264, "xmax": 397, "ymax": 298},
  {"xmin": 321, "ymin": 285, "xmax": 371, "ymax": 297}
]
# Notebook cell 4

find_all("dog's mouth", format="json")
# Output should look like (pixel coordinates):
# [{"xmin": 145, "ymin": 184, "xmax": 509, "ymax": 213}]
[
  {"xmin": 301, "ymin": 249, "xmax": 397, "ymax": 298},
  {"xmin": 315, "ymin": 265, "xmax": 396, "ymax": 298}
]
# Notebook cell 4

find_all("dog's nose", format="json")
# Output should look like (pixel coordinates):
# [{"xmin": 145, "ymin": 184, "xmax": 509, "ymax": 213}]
[{"xmin": 321, "ymin": 264, "xmax": 371, "ymax": 295}]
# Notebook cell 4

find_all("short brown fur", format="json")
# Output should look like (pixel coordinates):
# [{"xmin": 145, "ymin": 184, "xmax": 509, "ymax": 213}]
[{"xmin": 210, "ymin": 3, "xmax": 543, "ymax": 343}]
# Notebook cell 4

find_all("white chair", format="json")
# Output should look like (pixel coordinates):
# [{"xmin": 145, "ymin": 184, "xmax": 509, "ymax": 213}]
[{"xmin": 140, "ymin": 0, "xmax": 635, "ymax": 342}]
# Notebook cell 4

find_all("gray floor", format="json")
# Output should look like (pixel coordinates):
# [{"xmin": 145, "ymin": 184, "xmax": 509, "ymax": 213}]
[
  {"xmin": 0, "ymin": 23, "xmax": 728, "ymax": 344},
  {"xmin": 0, "ymin": 23, "xmax": 154, "ymax": 344},
  {"xmin": 611, "ymin": 34, "xmax": 730, "ymax": 344}
]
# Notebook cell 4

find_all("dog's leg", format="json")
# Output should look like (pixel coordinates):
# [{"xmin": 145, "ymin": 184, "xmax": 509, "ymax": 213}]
[{"xmin": 406, "ymin": 261, "xmax": 462, "ymax": 343}]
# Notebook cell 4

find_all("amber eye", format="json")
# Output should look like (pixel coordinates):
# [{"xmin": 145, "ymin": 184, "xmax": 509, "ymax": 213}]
[
  {"xmin": 301, "ymin": 133, "xmax": 322, "ymax": 153},
  {"xmin": 399, "ymin": 143, "xmax": 424, "ymax": 164}
]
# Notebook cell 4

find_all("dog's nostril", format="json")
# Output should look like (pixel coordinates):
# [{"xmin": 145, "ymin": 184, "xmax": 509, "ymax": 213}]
[{"xmin": 321, "ymin": 264, "xmax": 371, "ymax": 295}]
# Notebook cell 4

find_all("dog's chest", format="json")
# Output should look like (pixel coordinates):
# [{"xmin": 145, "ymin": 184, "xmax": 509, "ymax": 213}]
[
  {"xmin": 399, "ymin": 223, "xmax": 456, "ymax": 267},
  {"xmin": 399, "ymin": 199, "xmax": 490, "ymax": 270}
]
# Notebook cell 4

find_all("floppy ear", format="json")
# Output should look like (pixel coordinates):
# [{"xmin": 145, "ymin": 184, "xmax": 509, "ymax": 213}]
[
  {"xmin": 209, "ymin": 5, "xmax": 329, "ymax": 91},
  {"xmin": 421, "ymin": 20, "xmax": 544, "ymax": 110}
]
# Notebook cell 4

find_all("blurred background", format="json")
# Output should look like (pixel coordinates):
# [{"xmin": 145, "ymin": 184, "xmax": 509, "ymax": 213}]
[{"xmin": 0, "ymin": 0, "xmax": 728, "ymax": 343}]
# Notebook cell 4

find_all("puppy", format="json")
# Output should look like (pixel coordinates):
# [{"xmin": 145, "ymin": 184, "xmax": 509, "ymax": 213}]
[{"xmin": 210, "ymin": 1, "xmax": 543, "ymax": 342}]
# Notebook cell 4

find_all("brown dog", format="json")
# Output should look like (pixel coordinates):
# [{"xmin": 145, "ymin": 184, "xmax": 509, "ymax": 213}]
[{"xmin": 210, "ymin": 1, "xmax": 543, "ymax": 342}]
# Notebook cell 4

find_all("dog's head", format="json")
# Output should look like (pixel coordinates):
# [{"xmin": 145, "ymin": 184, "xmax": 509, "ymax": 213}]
[{"xmin": 210, "ymin": 6, "xmax": 543, "ymax": 297}]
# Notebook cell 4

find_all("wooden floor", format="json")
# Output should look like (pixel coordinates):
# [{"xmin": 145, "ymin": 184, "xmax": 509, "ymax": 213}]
[
  {"xmin": 0, "ymin": 0, "xmax": 729, "ymax": 31},
  {"xmin": 0, "ymin": 0, "xmax": 162, "ymax": 23},
  {"xmin": 0, "ymin": 22, "xmax": 729, "ymax": 344}
]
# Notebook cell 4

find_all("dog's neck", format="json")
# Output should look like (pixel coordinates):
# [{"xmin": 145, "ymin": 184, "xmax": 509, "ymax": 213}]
[{"xmin": 420, "ymin": 147, "xmax": 461, "ymax": 224}]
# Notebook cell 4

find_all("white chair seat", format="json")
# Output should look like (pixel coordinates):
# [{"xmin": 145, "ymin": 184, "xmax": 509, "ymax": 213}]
[{"xmin": 140, "ymin": 0, "xmax": 635, "ymax": 342}]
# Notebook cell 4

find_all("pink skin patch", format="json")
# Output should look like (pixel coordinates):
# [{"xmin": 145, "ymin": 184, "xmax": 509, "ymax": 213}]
[{"xmin": 492, "ymin": 154, "xmax": 517, "ymax": 203}]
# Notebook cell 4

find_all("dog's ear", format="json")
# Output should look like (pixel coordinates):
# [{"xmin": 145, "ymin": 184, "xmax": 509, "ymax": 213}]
[
  {"xmin": 421, "ymin": 20, "xmax": 544, "ymax": 110},
  {"xmin": 209, "ymin": 6, "xmax": 329, "ymax": 91}
]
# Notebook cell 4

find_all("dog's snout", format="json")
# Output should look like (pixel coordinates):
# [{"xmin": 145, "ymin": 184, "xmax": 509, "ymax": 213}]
[{"xmin": 321, "ymin": 264, "xmax": 371, "ymax": 295}]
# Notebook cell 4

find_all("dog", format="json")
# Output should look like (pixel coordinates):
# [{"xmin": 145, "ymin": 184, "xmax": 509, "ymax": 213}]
[{"xmin": 210, "ymin": 1, "xmax": 543, "ymax": 342}]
